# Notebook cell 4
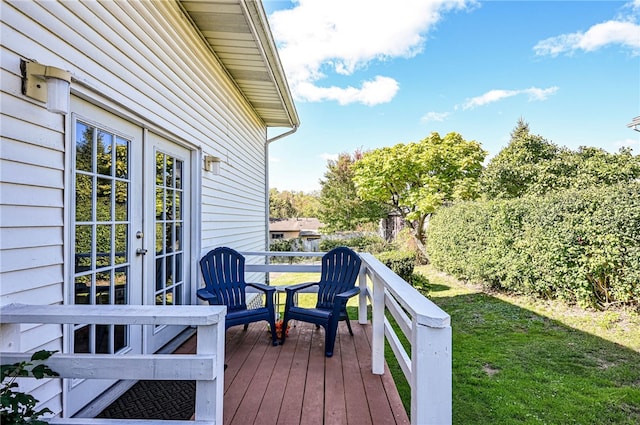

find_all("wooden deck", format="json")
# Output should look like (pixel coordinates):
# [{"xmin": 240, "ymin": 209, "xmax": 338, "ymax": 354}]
[{"xmin": 178, "ymin": 320, "xmax": 409, "ymax": 425}]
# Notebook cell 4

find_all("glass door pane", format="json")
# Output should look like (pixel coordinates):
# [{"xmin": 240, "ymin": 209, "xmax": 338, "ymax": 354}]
[
  {"xmin": 154, "ymin": 152, "xmax": 185, "ymax": 307},
  {"xmin": 73, "ymin": 121, "xmax": 130, "ymax": 354}
]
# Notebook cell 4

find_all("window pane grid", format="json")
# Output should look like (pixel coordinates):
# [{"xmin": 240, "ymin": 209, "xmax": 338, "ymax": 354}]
[
  {"xmin": 154, "ymin": 153, "xmax": 185, "ymax": 311},
  {"xmin": 73, "ymin": 120, "xmax": 131, "ymax": 355}
]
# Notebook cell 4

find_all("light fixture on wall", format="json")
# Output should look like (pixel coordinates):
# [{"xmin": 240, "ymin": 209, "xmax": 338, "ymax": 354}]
[
  {"xmin": 204, "ymin": 155, "xmax": 222, "ymax": 175},
  {"xmin": 21, "ymin": 59, "xmax": 71, "ymax": 115}
]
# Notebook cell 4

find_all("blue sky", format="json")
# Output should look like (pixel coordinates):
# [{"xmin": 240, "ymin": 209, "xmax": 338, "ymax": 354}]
[{"xmin": 264, "ymin": 0, "xmax": 640, "ymax": 193}]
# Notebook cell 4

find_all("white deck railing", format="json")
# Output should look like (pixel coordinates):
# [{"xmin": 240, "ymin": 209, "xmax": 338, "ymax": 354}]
[
  {"xmin": 0, "ymin": 251, "xmax": 451, "ymax": 425},
  {"xmin": 245, "ymin": 251, "xmax": 452, "ymax": 425},
  {"xmin": 0, "ymin": 304, "xmax": 226, "ymax": 425}
]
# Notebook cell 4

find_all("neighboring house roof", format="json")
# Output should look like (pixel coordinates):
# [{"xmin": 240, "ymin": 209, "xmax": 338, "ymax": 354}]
[
  {"xmin": 269, "ymin": 218, "xmax": 323, "ymax": 233},
  {"xmin": 628, "ymin": 116, "xmax": 640, "ymax": 132},
  {"xmin": 180, "ymin": 0, "xmax": 299, "ymax": 128},
  {"xmin": 299, "ymin": 230, "xmax": 321, "ymax": 237}
]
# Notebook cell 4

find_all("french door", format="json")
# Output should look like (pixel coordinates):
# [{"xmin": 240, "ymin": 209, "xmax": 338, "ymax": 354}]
[
  {"xmin": 67, "ymin": 97, "xmax": 192, "ymax": 415},
  {"xmin": 143, "ymin": 132, "xmax": 192, "ymax": 353}
]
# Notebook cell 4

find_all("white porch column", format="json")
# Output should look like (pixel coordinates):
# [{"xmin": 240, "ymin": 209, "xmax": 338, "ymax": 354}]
[
  {"xmin": 411, "ymin": 320, "xmax": 452, "ymax": 425},
  {"xmin": 195, "ymin": 312, "xmax": 225, "ymax": 424}
]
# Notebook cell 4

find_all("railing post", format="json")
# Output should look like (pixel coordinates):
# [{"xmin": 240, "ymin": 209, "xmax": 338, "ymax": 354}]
[
  {"xmin": 195, "ymin": 314, "xmax": 225, "ymax": 424},
  {"xmin": 411, "ymin": 320, "xmax": 452, "ymax": 425},
  {"xmin": 371, "ymin": 274, "xmax": 385, "ymax": 375},
  {"xmin": 358, "ymin": 266, "xmax": 368, "ymax": 325}
]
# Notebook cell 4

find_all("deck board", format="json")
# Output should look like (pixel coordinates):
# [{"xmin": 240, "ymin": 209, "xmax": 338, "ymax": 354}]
[{"xmin": 180, "ymin": 320, "xmax": 409, "ymax": 425}]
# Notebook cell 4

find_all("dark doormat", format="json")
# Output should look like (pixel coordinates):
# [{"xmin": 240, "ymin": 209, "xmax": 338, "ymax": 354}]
[{"xmin": 97, "ymin": 380, "xmax": 195, "ymax": 420}]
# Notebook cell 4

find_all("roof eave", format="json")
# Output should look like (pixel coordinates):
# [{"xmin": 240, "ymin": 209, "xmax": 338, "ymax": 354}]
[
  {"xmin": 242, "ymin": 0, "xmax": 299, "ymax": 128},
  {"xmin": 179, "ymin": 0, "xmax": 299, "ymax": 128}
]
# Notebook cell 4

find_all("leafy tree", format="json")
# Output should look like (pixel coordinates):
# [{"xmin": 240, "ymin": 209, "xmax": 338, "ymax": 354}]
[
  {"xmin": 352, "ymin": 132, "xmax": 486, "ymax": 248},
  {"xmin": 269, "ymin": 188, "xmax": 296, "ymax": 219},
  {"xmin": 269, "ymin": 188, "xmax": 320, "ymax": 219},
  {"xmin": 318, "ymin": 151, "xmax": 388, "ymax": 232},
  {"xmin": 481, "ymin": 118, "xmax": 560, "ymax": 199},
  {"xmin": 483, "ymin": 119, "xmax": 640, "ymax": 199},
  {"xmin": 293, "ymin": 190, "xmax": 321, "ymax": 218}
]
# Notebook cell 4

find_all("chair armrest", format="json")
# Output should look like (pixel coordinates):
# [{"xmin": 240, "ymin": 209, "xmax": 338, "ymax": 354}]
[
  {"xmin": 284, "ymin": 281, "xmax": 318, "ymax": 294},
  {"xmin": 332, "ymin": 287, "xmax": 360, "ymax": 317},
  {"xmin": 335, "ymin": 287, "xmax": 360, "ymax": 302},
  {"xmin": 247, "ymin": 282, "xmax": 276, "ymax": 294},
  {"xmin": 196, "ymin": 288, "xmax": 217, "ymax": 303}
]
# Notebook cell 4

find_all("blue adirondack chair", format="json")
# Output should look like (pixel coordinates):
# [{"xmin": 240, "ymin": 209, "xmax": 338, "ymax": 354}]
[
  {"xmin": 280, "ymin": 247, "xmax": 362, "ymax": 357},
  {"xmin": 197, "ymin": 247, "xmax": 278, "ymax": 346}
]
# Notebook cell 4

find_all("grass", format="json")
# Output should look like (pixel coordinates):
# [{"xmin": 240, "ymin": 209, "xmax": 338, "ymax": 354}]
[
  {"xmin": 270, "ymin": 268, "xmax": 640, "ymax": 424},
  {"xmin": 269, "ymin": 272, "xmax": 359, "ymax": 316},
  {"xmin": 417, "ymin": 265, "xmax": 640, "ymax": 425}
]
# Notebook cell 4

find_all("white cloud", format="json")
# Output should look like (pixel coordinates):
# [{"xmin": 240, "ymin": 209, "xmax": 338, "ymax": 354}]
[
  {"xmin": 461, "ymin": 86, "xmax": 559, "ymax": 110},
  {"xmin": 269, "ymin": 0, "xmax": 472, "ymax": 105},
  {"xmin": 534, "ymin": 20, "xmax": 640, "ymax": 57},
  {"xmin": 296, "ymin": 76, "xmax": 399, "ymax": 105},
  {"xmin": 421, "ymin": 111, "xmax": 450, "ymax": 122},
  {"xmin": 269, "ymin": 156, "xmax": 281, "ymax": 163},
  {"xmin": 320, "ymin": 152, "xmax": 339, "ymax": 161}
]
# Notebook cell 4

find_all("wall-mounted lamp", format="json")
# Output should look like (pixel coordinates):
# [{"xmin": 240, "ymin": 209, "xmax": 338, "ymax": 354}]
[
  {"xmin": 21, "ymin": 59, "xmax": 71, "ymax": 115},
  {"xmin": 204, "ymin": 155, "xmax": 222, "ymax": 174}
]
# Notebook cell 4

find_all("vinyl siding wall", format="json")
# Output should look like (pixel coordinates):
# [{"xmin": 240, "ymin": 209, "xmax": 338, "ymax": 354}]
[{"xmin": 1, "ymin": 0, "xmax": 271, "ymax": 415}]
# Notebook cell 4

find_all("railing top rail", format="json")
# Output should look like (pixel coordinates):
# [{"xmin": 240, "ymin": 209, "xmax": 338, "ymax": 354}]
[
  {"xmin": 0, "ymin": 304, "xmax": 226, "ymax": 326},
  {"xmin": 359, "ymin": 253, "xmax": 450, "ymax": 328},
  {"xmin": 241, "ymin": 251, "xmax": 324, "ymax": 257}
]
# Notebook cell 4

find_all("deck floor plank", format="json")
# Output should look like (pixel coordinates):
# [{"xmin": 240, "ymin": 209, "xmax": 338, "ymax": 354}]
[
  {"xmin": 341, "ymin": 323, "xmax": 373, "ymax": 425},
  {"xmin": 277, "ymin": 322, "xmax": 312, "ymax": 425},
  {"xmin": 180, "ymin": 320, "xmax": 409, "ymax": 425},
  {"xmin": 324, "ymin": 327, "xmax": 347, "ymax": 425},
  {"xmin": 230, "ymin": 327, "xmax": 281, "ymax": 425},
  {"xmin": 352, "ymin": 322, "xmax": 399, "ymax": 425},
  {"xmin": 254, "ymin": 324, "xmax": 299, "ymax": 425},
  {"xmin": 300, "ymin": 326, "xmax": 326, "ymax": 425},
  {"xmin": 223, "ymin": 323, "xmax": 271, "ymax": 424}
]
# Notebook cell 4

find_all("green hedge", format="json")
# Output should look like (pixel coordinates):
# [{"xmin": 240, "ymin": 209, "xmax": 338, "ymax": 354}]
[
  {"xmin": 319, "ymin": 235, "xmax": 390, "ymax": 253},
  {"xmin": 425, "ymin": 182, "xmax": 640, "ymax": 308}
]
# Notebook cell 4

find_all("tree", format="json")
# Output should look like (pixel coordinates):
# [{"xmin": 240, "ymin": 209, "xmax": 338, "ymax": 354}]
[
  {"xmin": 269, "ymin": 188, "xmax": 320, "ymax": 219},
  {"xmin": 481, "ymin": 118, "xmax": 560, "ymax": 199},
  {"xmin": 318, "ymin": 151, "xmax": 387, "ymax": 232},
  {"xmin": 352, "ymin": 132, "xmax": 486, "ymax": 248},
  {"xmin": 269, "ymin": 188, "xmax": 296, "ymax": 219},
  {"xmin": 482, "ymin": 119, "xmax": 640, "ymax": 199},
  {"xmin": 292, "ymin": 190, "xmax": 321, "ymax": 218}
]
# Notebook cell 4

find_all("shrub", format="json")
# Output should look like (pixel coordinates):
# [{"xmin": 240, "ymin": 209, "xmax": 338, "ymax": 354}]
[
  {"xmin": 269, "ymin": 239, "xmax": 292, "ymax": 252},
  {"xmin": 410, "ymin": 272, "xmax": 431, "ymax": 290},
  {"xmin": 376, "ymin": 250, "xmax": 416, "ymax": 282},
  {"xmin": 426, "ymin": 182, "xmax": 640, "ymax": 308},
  {"xmin": 320, "ymin": 234, "xmax": 391, "ymax": 253}
]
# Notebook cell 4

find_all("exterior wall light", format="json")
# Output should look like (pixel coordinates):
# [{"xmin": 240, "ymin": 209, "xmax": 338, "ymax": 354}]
[
  {"xmin": 204, "ymin": 155, "xmax": 221, "ymax": 174},
  {"xmin": 21, "ymin": 59, "xmax": 71, "ymax": 115}
]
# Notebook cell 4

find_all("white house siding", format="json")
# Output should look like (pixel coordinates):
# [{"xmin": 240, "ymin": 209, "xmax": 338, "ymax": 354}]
[{"xmin": 1, "ymin": 0, "xmax": 273, "ymax": 415}]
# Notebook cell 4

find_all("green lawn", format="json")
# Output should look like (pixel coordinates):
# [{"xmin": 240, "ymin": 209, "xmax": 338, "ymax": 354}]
[
  {"xmin": 416, "ymin": 265, "xmax": 640, "ymax": 425},
  {"xmin": 271, "ymin": 267, "xmax": 640, "ymax": 424}
]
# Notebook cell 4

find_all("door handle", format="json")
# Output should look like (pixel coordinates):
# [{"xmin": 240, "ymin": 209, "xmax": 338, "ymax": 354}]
[{"xmin": 136, "ymin": 248, "xmax": 148, "ymax": 256}]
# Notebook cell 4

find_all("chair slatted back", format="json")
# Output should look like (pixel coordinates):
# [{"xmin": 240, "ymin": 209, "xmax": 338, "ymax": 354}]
[
  {"xmin": 316, "ymin": 247, "xmax": 362, "ymax": 310},
  {"xmin": 199, "ymin": 247, "xmax": 247, "ymax": 312}
]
